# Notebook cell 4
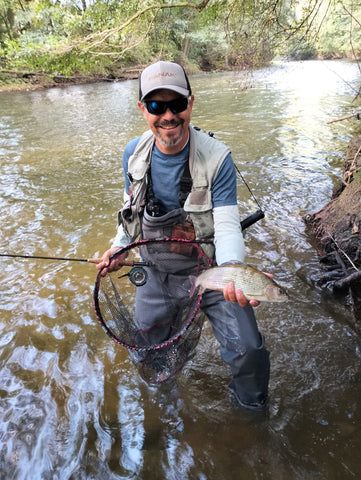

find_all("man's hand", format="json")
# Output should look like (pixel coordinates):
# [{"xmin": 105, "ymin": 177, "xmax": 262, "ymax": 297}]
[
  {"xmin": 223, "ymin": 272, "xmax": 274, "ymax": 307},
  {"xmin": 95, "ymin": 247, "xmax": 128, "ymax": 276},
  {"xmin": 223, "ymin": 282, "xmax": 260, "ymax": 308}
]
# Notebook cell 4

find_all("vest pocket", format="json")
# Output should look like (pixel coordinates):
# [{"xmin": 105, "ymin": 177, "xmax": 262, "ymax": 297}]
[
  {"xmin": 142, "ymin": 208, "xmax": 186, "ymax": 239},
  {"xmin": 119, "ymin": 203, "xmax": 140, "ymax": 239},
  {"xmin": 184, "ymin": 189, "xmax": 212, "ymax": 211},
  {"xmin": 183, "ymin": 189, "xmax": 215, "ymax": 259},
  {"xmin": 140, "ymin": 208, "xmax": 200, "ymax": 273},
  {"xmin": 183, "ymin": 189, "xmax": 214, "ymax": 239}
]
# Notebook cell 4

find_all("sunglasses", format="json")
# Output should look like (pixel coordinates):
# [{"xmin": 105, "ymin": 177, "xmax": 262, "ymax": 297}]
[{"xmin": 143, "ymin": 96, "xmax": 190, "ymax": 115}]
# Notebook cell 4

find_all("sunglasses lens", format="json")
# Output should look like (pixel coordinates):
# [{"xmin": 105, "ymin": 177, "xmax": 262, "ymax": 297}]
[
  {"xmin": 171, "ymin": 97, "xmax": 188, "ymax": 113},
  {"xmin": 146, "ymin": 101, "xmax": 165, "ymax": 115},
  {"xmin": 145, "ymin": 97, "xmax": 189, "ymax": 115}
]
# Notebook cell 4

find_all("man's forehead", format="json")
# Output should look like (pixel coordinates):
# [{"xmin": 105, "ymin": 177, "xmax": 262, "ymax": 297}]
[{"xmin": 146, "ymin": 89, "xmax": 184, "ymax": 100}]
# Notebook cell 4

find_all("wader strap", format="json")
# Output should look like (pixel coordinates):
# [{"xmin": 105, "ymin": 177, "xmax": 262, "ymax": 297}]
[{"xmin": 178, "ymin": 161, "xmax": 192, "ymax": 207}]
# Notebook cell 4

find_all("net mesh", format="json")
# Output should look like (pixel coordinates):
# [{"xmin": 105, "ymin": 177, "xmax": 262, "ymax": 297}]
[{"xmin": 93, "ymin": 238, "xmax": 212, "ymax": 384}]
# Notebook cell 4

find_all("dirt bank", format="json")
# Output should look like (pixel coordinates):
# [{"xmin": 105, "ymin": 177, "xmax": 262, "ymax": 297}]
[{"xmin": 304, "ymin": 134, "xmax": 361, "ymax": 330}]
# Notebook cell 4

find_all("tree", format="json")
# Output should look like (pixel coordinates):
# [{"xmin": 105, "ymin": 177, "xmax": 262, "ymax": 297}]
[
  {"xmin": 0, "ymin": 0, "xmax": 15, "ymax": 42},
  {"xmin": 2, "ymin": 0, "xmax": 361, "ymax": 78}
]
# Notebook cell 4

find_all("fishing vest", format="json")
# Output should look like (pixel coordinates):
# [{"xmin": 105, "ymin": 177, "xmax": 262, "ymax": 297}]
[{"xmin": 118, "ymin": 126, "xmax": 230, "ymax": 259}]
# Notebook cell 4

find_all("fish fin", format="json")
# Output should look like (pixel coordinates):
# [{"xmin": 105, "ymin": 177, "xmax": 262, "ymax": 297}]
[
  {"xmin": 189, "ymin": 275, "xmax": 197, "ymax": 297},
  {"xmin": 189, "ymin": 275, "xmax": 204, "ymax": 297}
]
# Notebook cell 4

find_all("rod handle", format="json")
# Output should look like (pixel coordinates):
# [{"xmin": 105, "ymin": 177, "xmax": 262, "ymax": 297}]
[
  {"xmin": 240, "ymin": 209, "xmax": 265, "ymax": 231},
  {"xmin": 87, "ymin": 258, "xmax": 134, "ymax": 266}
]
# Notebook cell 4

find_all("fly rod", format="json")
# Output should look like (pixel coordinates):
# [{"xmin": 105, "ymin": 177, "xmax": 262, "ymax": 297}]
[{"xmin": 0, "ymin": 253, "xmax": 151, "ymax": 267}]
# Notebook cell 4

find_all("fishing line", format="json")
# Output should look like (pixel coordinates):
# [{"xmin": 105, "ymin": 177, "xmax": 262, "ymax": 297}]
[
  {"xmin": 234, "ymin": 163, "xmax": 263, "ymax": 209},
  {"xmin": 234, "ymin": 164, "xmax": 265, "ymax": 230},
  {"xmin": 207, "ymin": 129, "xmax": 264, "ymax": 226}
]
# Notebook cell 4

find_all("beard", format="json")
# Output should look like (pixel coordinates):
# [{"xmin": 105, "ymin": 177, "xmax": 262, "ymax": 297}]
[{"xmin": 155, "ymin": 119, "xmax": 185, "ymax": 147}]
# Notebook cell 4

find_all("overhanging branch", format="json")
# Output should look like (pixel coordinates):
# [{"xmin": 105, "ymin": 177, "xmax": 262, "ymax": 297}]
[{"xmin": 58, "ymin": 1, "xmax": 210, "ymax": 55}]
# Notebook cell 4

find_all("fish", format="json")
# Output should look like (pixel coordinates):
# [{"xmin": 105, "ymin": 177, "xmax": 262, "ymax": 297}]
[{"xmin": 190, "ymin": 264, "xmax": 288, "ymax": 302}]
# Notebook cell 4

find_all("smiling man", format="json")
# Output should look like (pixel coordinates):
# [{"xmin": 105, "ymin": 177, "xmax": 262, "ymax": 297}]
[
  {"xmin": 138, "ymin": 62, "xmax": 194, "ymax": 151},
  {"xmin": 97, "ymin": 61, "xmax": 270, "ymax": 412}
]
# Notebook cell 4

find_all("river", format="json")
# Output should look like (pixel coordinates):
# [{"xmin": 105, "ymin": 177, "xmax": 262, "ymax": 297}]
[{"xmin": 0, "ymin": 60, "xmax": 360, "ymax": 479}]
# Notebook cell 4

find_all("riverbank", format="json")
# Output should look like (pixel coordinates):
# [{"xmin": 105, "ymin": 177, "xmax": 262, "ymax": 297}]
[
  {"xmin": 0, "ymin": 70, "xmax": 143, "ymax": 94},
  {"xmin": 303, "ymin": 133, "xmax": 361, "ymax": 328},
  {"xmin": 0, "ymin": 63, "xmax": 219, "ymax": 93}
]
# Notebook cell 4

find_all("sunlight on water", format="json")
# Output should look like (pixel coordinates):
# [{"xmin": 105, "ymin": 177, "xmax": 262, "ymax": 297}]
[{"xmin": 0, "ymin": 60, "xmax": 361, "ymax": 479}]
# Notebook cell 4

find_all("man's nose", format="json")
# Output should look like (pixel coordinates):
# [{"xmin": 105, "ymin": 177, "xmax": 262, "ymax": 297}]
[{"xmin": 161, "ymin": 107, "xmax": 177, "ymax": 119}]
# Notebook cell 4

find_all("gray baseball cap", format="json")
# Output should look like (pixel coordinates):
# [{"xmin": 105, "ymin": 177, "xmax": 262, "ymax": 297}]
[{"xmin": 139, "ymin": 61, "xmax": 192, "ymax": 101}]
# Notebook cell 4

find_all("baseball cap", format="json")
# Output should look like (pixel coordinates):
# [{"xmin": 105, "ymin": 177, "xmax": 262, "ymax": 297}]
[{"xmin": 139, "ymin": 61, "xmax": 192, "ymax": 101}]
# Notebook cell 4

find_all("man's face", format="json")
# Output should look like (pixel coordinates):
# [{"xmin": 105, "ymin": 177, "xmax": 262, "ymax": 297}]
[{"xmin": 138, "ymin": 89, "xmax": 194, "ymax": 154}]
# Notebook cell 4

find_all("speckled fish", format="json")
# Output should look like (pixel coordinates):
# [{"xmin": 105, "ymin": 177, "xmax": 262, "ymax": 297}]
[{"xmin": 190, "ymin": 264, "xmax": 288, "ymax": 302}]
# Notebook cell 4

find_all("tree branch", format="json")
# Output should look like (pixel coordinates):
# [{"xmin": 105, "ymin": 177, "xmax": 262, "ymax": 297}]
[
  {"xmin": 58, "ymin": 1, "xmax": 209, "ymax": 55},
  {"xmin": 327, "ymin": 111, "xmax": 361, "ymax": 124}
]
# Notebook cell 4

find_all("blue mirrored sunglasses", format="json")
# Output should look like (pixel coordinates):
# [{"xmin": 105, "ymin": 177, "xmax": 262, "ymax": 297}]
[{"xmin": 143, "ymin": 96, "xmax": 190, "ymax": 115}]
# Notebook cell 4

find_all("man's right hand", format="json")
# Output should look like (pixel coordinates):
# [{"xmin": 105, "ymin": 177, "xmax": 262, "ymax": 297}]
[{"xmin": 95, "ymin": 246, "xmax": 128, "ymax": 276}]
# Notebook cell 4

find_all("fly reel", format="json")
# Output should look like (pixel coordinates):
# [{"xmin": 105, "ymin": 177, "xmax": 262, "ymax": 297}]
[{"xmin": 119, "ymin": 266, "xmax": 148, "ymax": 287}]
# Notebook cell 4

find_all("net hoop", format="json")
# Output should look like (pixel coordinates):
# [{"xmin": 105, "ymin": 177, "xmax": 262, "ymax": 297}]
[{"xmin": 93, "ymin": 237, "xmax": 212, "ymax": 352}]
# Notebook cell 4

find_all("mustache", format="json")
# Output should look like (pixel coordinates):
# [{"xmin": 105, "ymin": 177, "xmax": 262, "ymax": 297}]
[{"xmin": 155, "ymin": 119, "xmax": 184, "ymax": 128}]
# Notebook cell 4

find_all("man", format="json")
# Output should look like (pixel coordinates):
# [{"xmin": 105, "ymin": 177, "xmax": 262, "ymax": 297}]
[{"xmin": 96, "ymin": 61, "xmax": 270, "ymax": 411}]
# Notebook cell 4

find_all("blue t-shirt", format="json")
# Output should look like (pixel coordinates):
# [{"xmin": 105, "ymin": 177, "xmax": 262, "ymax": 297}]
[{"xmin": 122, "ymin": 135, "xmax": 237, "ymax": 212}]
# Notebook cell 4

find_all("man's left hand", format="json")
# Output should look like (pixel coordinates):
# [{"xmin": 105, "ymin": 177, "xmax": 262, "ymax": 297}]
[{"xmin": 223, "ymin": 282, "xmax": 260, "ymax": 308}]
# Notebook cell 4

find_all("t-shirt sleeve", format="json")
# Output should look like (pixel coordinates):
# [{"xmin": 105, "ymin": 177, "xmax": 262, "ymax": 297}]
[{"xmin": 211, "ymin": 153, "xmax": 237, "ymax": 207}]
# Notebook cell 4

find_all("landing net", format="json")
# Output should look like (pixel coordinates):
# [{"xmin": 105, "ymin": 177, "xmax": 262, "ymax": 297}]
[{"xmin": 93, "ymin": 238, "xmax": 212, "ymax": 384}]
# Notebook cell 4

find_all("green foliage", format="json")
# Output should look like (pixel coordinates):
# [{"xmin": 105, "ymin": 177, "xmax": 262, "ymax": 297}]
[
  {"xmin": 0, "ymin": 0, "xmax": 16, "ymax": 47},
  {"xmin": 5, "ymin": 36, "xmax": 115, "ymax": 76},
  {"xmin": 1, "ymin": 0, "xmax": 361, "ymax": 79},
  {"xmin": 284, "ymin": 34, "xmax": 318, "ymax": 60},
  {"xmin": 316, "ymin": 1, "xmax": 361, "ymax": 58}
]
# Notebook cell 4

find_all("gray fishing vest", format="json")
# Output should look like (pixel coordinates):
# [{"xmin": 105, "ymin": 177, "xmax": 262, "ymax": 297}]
[{"xmin": 118, "ymin": 126, "xmax": 230, "ymax": 260}]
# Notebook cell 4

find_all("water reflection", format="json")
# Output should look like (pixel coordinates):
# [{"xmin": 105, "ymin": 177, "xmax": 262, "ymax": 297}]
[{"xmin": 0, "ymin": 60, "xmax": 361, "ymax": 479}]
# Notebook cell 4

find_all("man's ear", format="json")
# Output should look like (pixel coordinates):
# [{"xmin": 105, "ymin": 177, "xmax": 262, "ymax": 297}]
[
  {"xmin": 138, "ymin": 100, "xmax": 147, "ymax": 119},
  {"xmin": 188, "ymin": 94, "xmax": 194, "ymax": 112}
]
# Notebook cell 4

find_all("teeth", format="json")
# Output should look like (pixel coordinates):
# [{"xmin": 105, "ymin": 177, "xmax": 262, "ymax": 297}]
[{"xmin": 159, "ymin": 123, "xmax": 180, "ymax": 128}]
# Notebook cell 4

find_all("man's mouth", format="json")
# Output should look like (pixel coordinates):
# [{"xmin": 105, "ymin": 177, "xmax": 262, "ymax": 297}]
[{"xmin": 156, "ymin": 120, "xmax": 183, "ymax": 130}]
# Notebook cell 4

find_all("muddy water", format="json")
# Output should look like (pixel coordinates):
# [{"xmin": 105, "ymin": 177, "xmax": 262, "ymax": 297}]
[{"xmin": 0, "ymin": 60, "xmax": 361, "ymax": 479}]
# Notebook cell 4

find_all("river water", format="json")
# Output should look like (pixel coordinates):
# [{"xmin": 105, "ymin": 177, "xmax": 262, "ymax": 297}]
[{"xmin": 0, "ymin": 60, "xmax": 361, "ymax": 479}]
